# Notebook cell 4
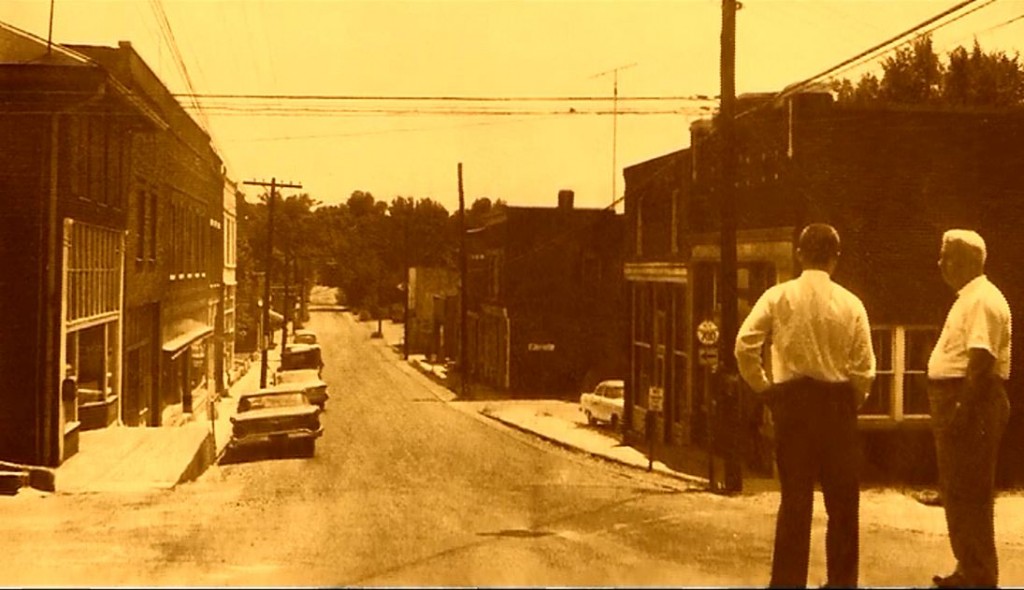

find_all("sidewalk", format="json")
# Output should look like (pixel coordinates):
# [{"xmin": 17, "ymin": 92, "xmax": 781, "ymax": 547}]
[{"xmin": 53, "ymin": 349, "xmax": 278, "ymax": 494}]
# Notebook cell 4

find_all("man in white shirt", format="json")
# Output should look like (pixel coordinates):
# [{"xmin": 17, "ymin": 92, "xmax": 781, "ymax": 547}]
[
  {"xmin": 735, "ymin": 223, "xmax": 875, "ymax": 588},
  {"xmin": 928, "ymin": 229, "xmax": 1011, "ymax": 589}
]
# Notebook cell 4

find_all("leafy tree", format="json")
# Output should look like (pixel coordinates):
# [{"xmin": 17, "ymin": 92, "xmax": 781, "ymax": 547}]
[
  {"xmin": 880, "ymin": 36, "xmax": 942, "ymax": 104},
  {"xmin": 832, "ymin": 35, "xmax": 1024, "ymax": 108},
  {"xmin": 942, "ymin": 41, "xmax": 1024, "ymax": 106}
]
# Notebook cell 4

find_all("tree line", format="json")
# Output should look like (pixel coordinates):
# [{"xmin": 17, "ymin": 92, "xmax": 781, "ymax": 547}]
[
  {"xmin": 831, "ymin": 35, "xmax": 1024, "ymax": 107},
  {"xmin": 234, "ymin": 189, "xmax": 505, "ymax": 349}
]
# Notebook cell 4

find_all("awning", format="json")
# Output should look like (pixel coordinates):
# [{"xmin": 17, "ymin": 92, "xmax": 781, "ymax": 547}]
[{"xmin": 162, "ymin": 325, "xmax": 214, "ymax": 358}]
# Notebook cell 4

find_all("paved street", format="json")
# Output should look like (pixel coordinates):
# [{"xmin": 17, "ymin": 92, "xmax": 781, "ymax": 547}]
[{"xmin": 3, "ymin": 309, "xmax": 1024, "ymax": 587}]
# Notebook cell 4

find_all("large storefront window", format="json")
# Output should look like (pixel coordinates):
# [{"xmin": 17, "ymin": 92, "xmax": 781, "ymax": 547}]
[{"xmin": 62, "ymin": 220, "xmax": 123, "ymax": 432}]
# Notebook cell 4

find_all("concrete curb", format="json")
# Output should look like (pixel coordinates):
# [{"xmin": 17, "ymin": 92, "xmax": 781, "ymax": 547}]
[
  {"xmin": 477, "ymin": 409, "xmax": 708, "ymax": 490},
  {"xmin": 0, "ymin": 460, "xmax": 56, "ymax": 492}
]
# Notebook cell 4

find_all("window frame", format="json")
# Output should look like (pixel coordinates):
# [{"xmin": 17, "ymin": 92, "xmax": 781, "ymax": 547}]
[{"xmin": 858, "ymin": 324, "xmax": 939, "ymax": 427}]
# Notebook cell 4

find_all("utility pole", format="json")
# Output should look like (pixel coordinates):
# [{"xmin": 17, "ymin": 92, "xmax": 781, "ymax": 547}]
[
  {"xmin": 719, "ymin": 0, "xmax": 743, "ymax": 493},
  {"xmin": 244, "ymin": 177, "xmax": 302, "ymax": 389},
  {"xmin": 403, "ymin": 213, "xmax": 410, "ymax": 361},
  {"xmin": 282, "ymin": 255, "xmax": 291, "ymax": 347},
  {"xmin": 591, "ymin": 62, "xmax": 637, "ymax": 212},
  {"xmin": 458, "ymin": 163, "xmax": 468, "ymax": 399},
  {"xmin": 47, "ymin": 0, "xmax": 55, "ymax": 54}
]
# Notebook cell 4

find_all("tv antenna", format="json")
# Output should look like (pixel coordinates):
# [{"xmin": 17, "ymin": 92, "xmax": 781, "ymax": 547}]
[{"xmin": 591, "ymin": 62, "xmax": 637, "ymax": 212}]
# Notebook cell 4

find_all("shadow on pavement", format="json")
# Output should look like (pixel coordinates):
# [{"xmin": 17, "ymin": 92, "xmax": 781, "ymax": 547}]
[{"xmin": 219, "ymin": 440, "xmax": 316, "ymax": 465}]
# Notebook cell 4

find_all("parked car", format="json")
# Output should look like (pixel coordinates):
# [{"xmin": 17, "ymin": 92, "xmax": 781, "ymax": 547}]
[
  {"xmin": 273, "ymin": 369, "xmax": 329, "ymax": 408},
  {"xmin": 292, "ymin": 329, "xmax": 317, "ymax": 345},
  {"xmin": 280, "ymin": 343, "xmax": 324, "ymax": 377},
  {"xmin": 579, "ymin": 379, "xmax": 625, "ymax": 430},
  {"xmin": 229, "ymin": 386, "xmax": 323, "ymax": 456}
]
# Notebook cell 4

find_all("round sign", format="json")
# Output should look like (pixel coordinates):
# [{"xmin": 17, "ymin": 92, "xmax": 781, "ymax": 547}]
[{"xmin": 697, "ymin": 320, "xmax": 720, "ymax": 346}]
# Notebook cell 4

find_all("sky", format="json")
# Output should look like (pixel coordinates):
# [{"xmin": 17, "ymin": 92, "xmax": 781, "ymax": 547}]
[{"xmin": 1, "ymin": 0, "xmax": 1023, "ymax": 212}]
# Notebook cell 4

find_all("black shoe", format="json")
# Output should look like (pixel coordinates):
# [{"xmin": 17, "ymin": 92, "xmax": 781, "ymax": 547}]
[{"xmin": 932, "ymin": 572, "xmax": 970, "ymax": 588}]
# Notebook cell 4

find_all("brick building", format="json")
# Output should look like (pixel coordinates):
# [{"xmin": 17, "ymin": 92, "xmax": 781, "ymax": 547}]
[
  {"xmin": 72, "ymin": 41, "xmax": 225, "ymax": 430},
  {"xmin": 0, "ymin": 22, "xmax": 228, "ymax": 467},
  {"xmin": 623, "ymin": 91, "xmax": 1024, "ymax": 483},
  {"xmin": 0, "ymin": 24, "xmax": 162, "ymax": 464},
  {"xmin": 460, "ymin": 190, "xmax": 627, "ymax": 396}
]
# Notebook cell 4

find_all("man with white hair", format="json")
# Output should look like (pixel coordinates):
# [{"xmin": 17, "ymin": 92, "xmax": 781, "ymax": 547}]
[{"xmin": 928, "ymin": 229, "xmax": 1012, "ymax": 589}]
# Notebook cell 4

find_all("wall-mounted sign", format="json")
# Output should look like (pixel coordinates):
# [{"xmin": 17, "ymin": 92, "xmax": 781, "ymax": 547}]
[
  {"xmin": 649, "ymin": 386, "xmax": 664, "ymax": 412},
  {"xmin": 697, "ymin": 320, "xmax": 720, "ymax": 346},
  {"xmin": 698, "ymin": 346, "xmax": 719, "ymax": 367},
  {"xmin": 527, "ymin": 343, "xmax": 555, "ymax": 352}
]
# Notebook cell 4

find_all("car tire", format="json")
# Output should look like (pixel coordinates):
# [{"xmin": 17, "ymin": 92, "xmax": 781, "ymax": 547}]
[
  {"xmin": 300, "ymin": 439, "xmax": 316, "ymax": 457},
  {"xmin": 585, "ymin": 410, "xmax": 596, "ymax": 426},
  {"xmin": 610, "ymin": 414, "xmax": 620, "ymax": 432}
]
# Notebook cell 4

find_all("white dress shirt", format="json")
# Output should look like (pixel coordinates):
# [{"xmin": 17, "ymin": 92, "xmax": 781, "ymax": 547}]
[
  {"xmin": 927, "ymin": 275, "xmax": 1011, "ymax": 380},
  {"xmin": 734, "ymin": 270, "xmax": 876, "ymax": 396}
]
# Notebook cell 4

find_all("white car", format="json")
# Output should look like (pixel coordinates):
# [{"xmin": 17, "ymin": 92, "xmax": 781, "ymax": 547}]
[
  {"xmin": 273, "ymin": 369, "xmax": 329, "ymax": 409},
  {"xmin": 579, "ymin": 379, "xmax": 625, "ymax": 430}
]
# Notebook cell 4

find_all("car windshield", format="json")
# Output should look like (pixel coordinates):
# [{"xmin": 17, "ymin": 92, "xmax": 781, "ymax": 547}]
[
  {"xmin": 281, "ymin": 349, "xmax": 321, "ymax": 371},
  {"xmin": 277, "ymin": 370, "xmax": 318, "ymax": 384},
  {"xmin": 601, "ymin": 385, "xmax": 624, "ymax": 399},
  {"xmin": 294, "ymin": 333, "xmax": 317, "ymax": 345},
  {"xmin": 239, "ymin": 392, "xmax": 306, "ymax": 412}
]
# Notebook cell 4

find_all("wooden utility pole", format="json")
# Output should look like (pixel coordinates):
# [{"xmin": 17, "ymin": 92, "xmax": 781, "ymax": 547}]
[
  {"xmin": 719, "ymin": 0, "xmax": 743, "ymax": 493},
  {"xmin": 458, "ymin": 163, "xmax": 468, "ymax": 398},
  {"xmin": 403, "ymin": 214, "xmax": 410, "ymax": 361},
  {"xmin": 282, "ymin": 255, "xmax": 291, "ymax": 347},
  {"xmin": 244, "ymin": 177, "xmax": 302, "ymax": 388}
]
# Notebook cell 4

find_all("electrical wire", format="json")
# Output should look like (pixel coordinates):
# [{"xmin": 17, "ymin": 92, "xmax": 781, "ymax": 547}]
[
  {"xmin": 170, "ymin": 93, "xmax": 719, "ymax": 102},
  {"xmin": 822, "ymin": 0, "xmax": 1003, "ymax": 87},
  {"xmin": 149, "ymin": 0, "xmax": 209, "ymax": 131},
  {"xmin": 178, "ymin": 106, "xmax": 717, "ymax": 117},
  {"xmin": 781, "ymin": 0, "xmax": 988, "ymax": 99}
]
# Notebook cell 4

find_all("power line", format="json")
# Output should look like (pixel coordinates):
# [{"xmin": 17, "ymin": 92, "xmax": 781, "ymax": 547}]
[
  {"xmin": 177, "ymin": 106, "xmax": 716, "ymax": 117},
  {"xmin": 169, "ymin": 93, "xmax": 718, "ymax": 102},
  {"xmin": 780, "ymin": 0, "xmax": 987, "ymax": 99},
  {"xmin": 823, "ymin": 0, "xmax": 1003, "ymax": 85}
]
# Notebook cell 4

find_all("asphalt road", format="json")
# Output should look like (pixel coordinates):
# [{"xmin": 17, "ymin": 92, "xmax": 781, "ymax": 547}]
[{"xmin": 4, "ymin": 309, "xmax": 1024, "ymax": 586}]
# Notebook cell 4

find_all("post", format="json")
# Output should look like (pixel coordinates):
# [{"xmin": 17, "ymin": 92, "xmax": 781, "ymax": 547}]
[
  {"xmin": 244, "ymin": 177, "xmax": 302, "ymax": 389},
  {"xmin": 458, "ymin": 163, "xmax": 468, "ymax": 398},
  {"xmin": 403, "ymin": 215, "xmax": 410, "ymax": 360},
  {"xmin": 281, "ymin": 254, "xmax": 290, "ymax": 347},
  {"xmin": 707, "ymin": 368, "xmax": 719, "ymax": 489},
  {"xmin": 719, "ymin": 0, "xmax": 743, "ymax": 493},
  {"xmin": 261, "ymin": 179, "xmax": 275, "ymax": 388},
  {"xmin": 647, "ymin": 409, "xmax": 656, "ymax": 472}
]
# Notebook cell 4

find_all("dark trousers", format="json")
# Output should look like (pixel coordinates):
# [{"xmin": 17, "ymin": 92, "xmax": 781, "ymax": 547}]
[
  {"xmin": 768, "ymin": 378, "xmax": 860, "ymax": 588},
  {"xmin": 929, "ymin": 378, "xmax": 1009, "ymax": 588}
]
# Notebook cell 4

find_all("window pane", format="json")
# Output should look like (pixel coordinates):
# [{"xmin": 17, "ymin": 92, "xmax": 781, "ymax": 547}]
[
  {"xmin": 903, "ymin": 373, "xmax": 932, "ymax": 415},
  {"xmin": 905, "ymin": 328, "xmax": 939, "ymax": 372},
  {"xmin": 859, "ymin": 374, "xmax": 893, "ymax": 415},
  {"xmin": 872, "ymin": 329, "xmax": 893, "ymax": 371}
]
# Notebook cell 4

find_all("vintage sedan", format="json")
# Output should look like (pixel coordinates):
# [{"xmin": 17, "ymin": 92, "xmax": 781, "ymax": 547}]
[
  {"xmin": 579, "ymin": 379, "xmax": 625, "ymax": 430},
  {"xmin": 292, "ymin": 329, "xmax": 318, "ymax": 346},
  {"xmin": 280, "ymin": 343, "xmax": 324, "ymax": 377},
  {"xmin": 229, "ymin": 386, "xmax": 323, "ymax": 456},
  {"xmin": 273, "ymin": 368, "xmax": 329, "ymax": 408}
]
